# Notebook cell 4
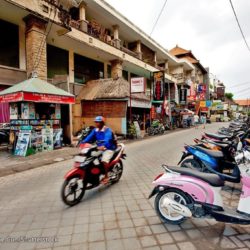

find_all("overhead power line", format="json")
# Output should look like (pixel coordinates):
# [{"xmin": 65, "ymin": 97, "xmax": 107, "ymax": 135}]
[
  {"xmin": 228, "ymin": 81, "xmax": 250, "ymax": 88},
  {"xmin": 150, "ymin": 0, "xmax": 168, "ymax": 36},
  {"xmin": 229, "ymin": 0, "xmax": 250, "ymax": 52}
]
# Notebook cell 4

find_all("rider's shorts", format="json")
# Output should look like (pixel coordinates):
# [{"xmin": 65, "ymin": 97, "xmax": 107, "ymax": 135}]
[{"xmin": 102, "ymin": 150, "xmax": 115, "ymax": 163}]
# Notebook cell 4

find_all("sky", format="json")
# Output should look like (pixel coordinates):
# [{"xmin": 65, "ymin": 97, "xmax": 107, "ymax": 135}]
[{"xmin": 105, "ymin": 0, "xmax": 250, "ymax": 99}]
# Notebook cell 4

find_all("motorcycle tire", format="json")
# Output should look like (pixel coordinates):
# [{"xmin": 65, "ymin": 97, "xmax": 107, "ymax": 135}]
[
  {"xmin": 148, "ymin": 127, "xmax": 154, "ymax": 136},
  {"xmin": 61, "ymin": 176, "xmax": 86, "ymax": 206},
  {"xmin": 110, "ymin": 160, "xmax": 123, "ymax": 184},
  {"xmin": 154, "ymin": 188, "xmax": 191, "ymax": 225},
  {"xmin": 180, "ymin": 158, "xmax": 204, "ymax": 172}
]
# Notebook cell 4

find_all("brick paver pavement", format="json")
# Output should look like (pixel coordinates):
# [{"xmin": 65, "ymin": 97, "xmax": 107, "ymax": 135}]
[{"xmin": 0, "ymin": 123, "xmax": 249, "ymax": 250}]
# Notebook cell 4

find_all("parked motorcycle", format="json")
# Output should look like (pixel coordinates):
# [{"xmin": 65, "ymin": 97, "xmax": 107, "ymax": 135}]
[
  {"xmin": 149, "ymin": 162, "xmax": 250, "ymax": 225},
  {"xmin": 75, "ymin": 126, "xmax": 95, "ymax": 146},
  {"xmin": 147, "ymin": 119, "xmax": 165, "ymax": 136},
  {"xmin": 61, "ymin": 142, "xmax": 126, "ymax": 206},
  {"xmin": 0, "ymin": 123, "xmax": 10, "ymax": 145}
]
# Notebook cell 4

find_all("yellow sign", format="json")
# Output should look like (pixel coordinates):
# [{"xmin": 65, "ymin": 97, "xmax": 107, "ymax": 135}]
[{"xmin": 200, "ymin": 101, "xmax": 206, "ymax": 107}]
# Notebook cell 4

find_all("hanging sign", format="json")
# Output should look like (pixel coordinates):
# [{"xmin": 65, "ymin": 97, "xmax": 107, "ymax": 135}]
[
  {"xmin": 179, "ymin": 89, "xmax": 187, "ymax": 104},
  {"xmin": 153, "ymin": 71, "xmax": 164, "ymax": 101},
  {"xmin": 131, "ymin": 77, "xmax": 145, "ymax": 93}
]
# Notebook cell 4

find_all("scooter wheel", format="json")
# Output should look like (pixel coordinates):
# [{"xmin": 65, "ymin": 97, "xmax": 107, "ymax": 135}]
[
  {"xmin": 110, "ymin": 160, "xmax": 123, "ymax": 184},
  {"xmin": 61, "ymin": 176, "xmax": 86, "ymax": 206},
  {"xmin": 154, "ymin": 188, "xmax": 191, "ymax": 225}
]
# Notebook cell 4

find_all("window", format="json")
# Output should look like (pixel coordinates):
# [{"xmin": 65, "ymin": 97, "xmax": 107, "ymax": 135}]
[
  {"xmin": 0, "ymin": 19, "xmax": 19, "ymax": 68},
  {"xmin": 74, "ymin": 54, "xmax": 104, "ymax": 84},
  {"xmin": 47, "ymin": 45, "xmax": 69, "ymax": 78}
]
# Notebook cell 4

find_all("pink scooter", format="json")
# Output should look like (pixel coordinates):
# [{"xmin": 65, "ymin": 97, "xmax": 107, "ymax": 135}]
[{"xmin": 149, "ymin": 163, "xmax": 250, "ymax": 225}]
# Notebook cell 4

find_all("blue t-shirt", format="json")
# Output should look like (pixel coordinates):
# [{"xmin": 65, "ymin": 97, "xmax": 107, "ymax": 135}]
[{"xmin": 83, "ymin": 126, "xmax": 116, "ymax": 150}]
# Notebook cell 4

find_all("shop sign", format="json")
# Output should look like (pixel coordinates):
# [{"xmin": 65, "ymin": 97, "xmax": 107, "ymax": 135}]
[
  {"xmin": 23, "ymin": 92, "xmax": 75, "ymax": 104},
  {"xmin": 0, "ymin": 92, "xmax": 23, "ymax": 103},
  {"xmin": 179, "ymin": 89, "xmax": 187, "ymax": 104},
  {"xmin": 201, "ymin": 107, "xmax": 209, "ymax": 112},
  {"xmin": 131, "ymin": 77, "xmax": 145, "ymax": 93},
  {"xmin": 206, "ymin": 100, "xmax": 212, "ymax": 107},
  {"xmin": 200, "ymin": 101, "xmax": 206, "ymax": 108},
  {"xmin": 153, "ymin": 71, "xmax": 164, "ymax": 101},
  {"xmin": 216, "ymin": 104, "xmax": 224, "ymax": 110},
  {"xmin": 198, "ymin": 84, "xmax": 207, "ymax": 93},
  {"xmin": 128, "ymin": 99, "xmax": 151, "ymax": 108}
]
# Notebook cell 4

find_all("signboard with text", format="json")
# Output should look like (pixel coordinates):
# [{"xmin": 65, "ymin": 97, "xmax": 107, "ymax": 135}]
[
  {"xmin": 131, "ymin": 77, "xmax": 145, "ymax": 93},
  {"xmin": 153, "ymin": 71, "xmax": 164, "ymax": 101}
]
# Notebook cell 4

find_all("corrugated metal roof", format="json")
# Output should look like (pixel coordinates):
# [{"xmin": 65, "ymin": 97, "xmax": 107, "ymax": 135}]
[{"xmin": 0, "ymin": 78, "xmax": 74, "ymax": 97}]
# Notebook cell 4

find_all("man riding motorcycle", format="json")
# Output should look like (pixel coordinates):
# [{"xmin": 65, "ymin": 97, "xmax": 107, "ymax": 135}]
[{"xmin": 82, "ymin": 116, "xmax": 117, "ymax": 184}]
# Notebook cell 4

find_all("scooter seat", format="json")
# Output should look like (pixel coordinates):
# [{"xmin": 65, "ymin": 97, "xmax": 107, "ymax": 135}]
[
  {"xmin": 194, "ymin": 146, "xmax": 224, "ymax": 158},
  {"xmin": 167, "ymin": 166, "xmax": 224, "ymax": 187},
  {"xmin": 205, "ymin": 132, "xmax": 232, "ymax": 140}
]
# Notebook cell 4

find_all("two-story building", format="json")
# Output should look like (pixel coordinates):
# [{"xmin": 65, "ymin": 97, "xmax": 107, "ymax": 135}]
[
  {"xmin": 169, "ymin": 45, "xmax": 209, "ymax": 111},
  {"xmin": 0, "ymin": 0, "xmax": 194, "ymax": 139}
]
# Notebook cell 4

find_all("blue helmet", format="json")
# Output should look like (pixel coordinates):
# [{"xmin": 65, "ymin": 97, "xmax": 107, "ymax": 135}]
[{"xmin": 94, "ymin": 116, "xmax": 105, "ymax": 123}]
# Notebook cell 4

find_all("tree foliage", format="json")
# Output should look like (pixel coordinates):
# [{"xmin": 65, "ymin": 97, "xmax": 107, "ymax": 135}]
[{"xmin": 225, "ymin": 92, "xmax": 234, "ymax": 100}]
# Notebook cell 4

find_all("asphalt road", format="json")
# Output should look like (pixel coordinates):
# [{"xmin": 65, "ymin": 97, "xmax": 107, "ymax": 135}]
[{"xmin": 0, "ymin": 123, "xmax": 249, "ymax": 250}]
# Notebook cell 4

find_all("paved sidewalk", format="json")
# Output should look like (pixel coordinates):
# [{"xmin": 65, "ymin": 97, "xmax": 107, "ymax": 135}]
[{"xmin": 0, "ymin": 147, "xmax": 78, "ymax": 177}]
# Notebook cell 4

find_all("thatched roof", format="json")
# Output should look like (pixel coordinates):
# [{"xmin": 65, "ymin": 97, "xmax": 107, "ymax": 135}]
[{"xmin": 77, "ymin": 78, "xmax": 150, "ymax": 102}]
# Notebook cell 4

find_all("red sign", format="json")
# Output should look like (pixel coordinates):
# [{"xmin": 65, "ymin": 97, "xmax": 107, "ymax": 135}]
[
  {"xmin": 23, "ymin": 92, "xmax": 75, "ymax": 104},
  {"xmin": 201, "ymin": 107, "xmax": 209, "ymax": 112},
  {"xmin": 0, "ymin": 92, "xmax": 75, "ymax": 104},
  {"xmin": 0, "ymin": 92, "xmax": 23, "ymax": 103}
]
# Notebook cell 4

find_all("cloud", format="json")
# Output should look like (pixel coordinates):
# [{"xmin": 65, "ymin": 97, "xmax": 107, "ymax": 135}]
[{"xmin": 105, "ymin": 0, "xmax": 250, "ymax": 98}]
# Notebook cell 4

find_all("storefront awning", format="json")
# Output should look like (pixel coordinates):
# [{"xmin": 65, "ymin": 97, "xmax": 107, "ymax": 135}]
[{"xmin": 0, "ymin": 77, "xmax": 75, "ymax": 104}]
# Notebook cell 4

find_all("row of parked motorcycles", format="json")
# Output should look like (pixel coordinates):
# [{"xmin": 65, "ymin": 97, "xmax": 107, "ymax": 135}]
[{"xmin": 149, "ymin": 119, "xmax": 250, "ymax": 225}]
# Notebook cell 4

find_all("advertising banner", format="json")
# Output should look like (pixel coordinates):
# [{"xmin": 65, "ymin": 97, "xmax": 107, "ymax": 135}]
[
  {"xmin": 131, "ymin": 77, "xmax": 145, "ymax": 93},
  {"xmin": 42, "ymin": 128, "xmax": 54, "ymax": 151},
  {"xmin": 14, "ymin": 130, "xmax": 31, "ymax": 156},
  {"xmin": 53, "ymin": 128, "xmax": 63, "ymax": 149},
  {"xmin": 10, "ymin": 103, "xmax": 18, "ymax": 119},
  {"xmin": 153, "ymin": 71, "xmax": 164, "ymax": 101},
  {"xmin": 31, "ymin": 131, "xmax": 43, "ymax": 153}
]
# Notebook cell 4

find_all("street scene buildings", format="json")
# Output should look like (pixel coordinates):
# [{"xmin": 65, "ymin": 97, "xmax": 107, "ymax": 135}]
[{"xmin": 0, "ymin": 0, "xmax": 250, "ymax": 250}]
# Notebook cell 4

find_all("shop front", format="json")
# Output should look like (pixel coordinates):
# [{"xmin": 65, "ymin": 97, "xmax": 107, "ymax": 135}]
[
  {"xmin": 74, "ymin": 78, "xmax": 150, "ymax": 137},
  {"xmin": 0, "ymin": 77, "xmax": 75, "ymax": 156}
]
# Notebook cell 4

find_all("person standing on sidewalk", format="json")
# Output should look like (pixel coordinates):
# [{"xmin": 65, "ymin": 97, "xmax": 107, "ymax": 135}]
[{"xmin": 194, "ymin": 114, "xmax": 199, "ymax": 129}]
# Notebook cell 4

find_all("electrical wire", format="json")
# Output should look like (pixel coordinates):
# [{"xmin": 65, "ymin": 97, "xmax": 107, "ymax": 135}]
[
  {"xmin": 232, "ymin": 86, "xmax": 250, "ymax": 94},
  {"xmin": 32, "ymin": 5, "xmax": 58, "ymax": 74},
  {"xmin": 150, "ymin": 0, "xmax": 168, "ymax": 36},
  {"xmin": 227, "ymin": 81, "xmax": 250, "ymax": 89},
  {"xmin": 229, "ymin": 0, "xmax": 250, "ymax": 52}
]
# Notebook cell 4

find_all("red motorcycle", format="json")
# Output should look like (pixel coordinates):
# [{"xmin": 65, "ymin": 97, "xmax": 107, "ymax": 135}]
[{"xmin": 61, "ymin": 142, "xmax": 126, "ymax": 206}]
